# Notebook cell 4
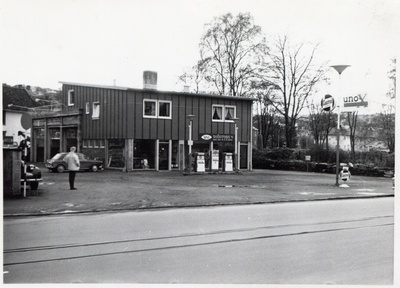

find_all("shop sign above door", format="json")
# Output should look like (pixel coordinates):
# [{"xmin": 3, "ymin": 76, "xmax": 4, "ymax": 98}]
[{"xmin": 199, "ymin": 134, "xmax": 234, "ymax": 142}]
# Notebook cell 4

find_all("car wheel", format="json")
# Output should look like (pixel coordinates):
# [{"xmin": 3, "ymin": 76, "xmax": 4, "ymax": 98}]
[
  {"xmin": 56, "ymin": 165, "xmax": 66, "ymax": 173},
  {"xmin": 91, "ymin": 164, "xmax": 99, "ymax": 172},
  {"xmin": 30, "ymin": 182, "xmax": 39, "ymax": 190}
]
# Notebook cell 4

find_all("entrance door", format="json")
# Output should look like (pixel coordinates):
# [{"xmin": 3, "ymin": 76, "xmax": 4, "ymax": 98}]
[
  {"xmin": 240, "ymin": 144, "xmax": 248, "ymax": 170},
  {"xmin": 159, "ymin": 142, "xmax": 169, "ymax": 170},
  {"xmin": 49, "ymin": 128, "xmax": 60, "ymax": 158},
  {"xmin": 64, "ymin": 128, "xmax": 77, "ymax": 152}
]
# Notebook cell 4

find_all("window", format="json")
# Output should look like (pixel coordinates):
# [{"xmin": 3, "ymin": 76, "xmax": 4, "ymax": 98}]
[
  {"xmin": 68, "ymin": 90, "xmax": 75, "ymax": 106},
  {"xmin": 225, "ymin": 106, "xmax": 236, "ymax": 122},
  {"xmin": 158, "ymin": 100, "xmax": 171, "ymax": 118},
  {"xmin": 144, "ymin": 100, "xmax": 157, "ymax": 118},
  {"xmin": 92, "ymin": 102, "xmax": 100, "ymax": 119},
  {"xmin": 212, "ymin": 105, "xmax": 236, "ymax": 122},
  {"xmin": 212, "ymin": 105, "xmax": 223, "ymax": 121},
  {"xmin": 86, "ymin": 102, "xmax": 90, "ymax": 114},
  {"xmin": 143, "ymin": 99, "xmax": 172, "ymax": 119}
]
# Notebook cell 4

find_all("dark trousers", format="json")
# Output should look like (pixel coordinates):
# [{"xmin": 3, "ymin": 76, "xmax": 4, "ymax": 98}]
[{"xmin": 69, "ymin": 171, "xmax": 76, "ymax": 189}]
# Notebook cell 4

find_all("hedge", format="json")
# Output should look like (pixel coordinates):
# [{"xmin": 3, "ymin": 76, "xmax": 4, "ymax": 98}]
[{"xmin": 252, "ymin": 147, "xmax": 394, "ymax": 177}]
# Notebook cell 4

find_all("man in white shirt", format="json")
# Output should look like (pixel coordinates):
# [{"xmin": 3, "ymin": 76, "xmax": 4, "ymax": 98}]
[{"xmin": 63, "ymin": 146, "xmax": 80, "ymax": 190}]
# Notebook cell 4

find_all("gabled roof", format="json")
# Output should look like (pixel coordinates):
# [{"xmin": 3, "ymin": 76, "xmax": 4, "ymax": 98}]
[{"xmin": 2, "ymin": 84, "xmax": 39, "ymax": 111}]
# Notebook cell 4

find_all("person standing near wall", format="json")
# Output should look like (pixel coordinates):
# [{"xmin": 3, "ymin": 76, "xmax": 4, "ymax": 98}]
[{"xmin": 63, "ymin": 146, "xmax": 80, "ymax": 190}]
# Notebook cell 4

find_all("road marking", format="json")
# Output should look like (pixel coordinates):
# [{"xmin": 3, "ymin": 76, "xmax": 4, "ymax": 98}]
[{"xmin": 299, "ymin": 192, "xmax": 336, "ymax": 196}]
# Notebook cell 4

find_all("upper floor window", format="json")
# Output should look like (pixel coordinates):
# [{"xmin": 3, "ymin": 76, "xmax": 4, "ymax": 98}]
[
  {"xmin": 212, "ymin": 105, "xmax": 236, "ymax": 122},
  {"xmin": 224, "ymin": 106, "xmax": 236, "ymax": 121},
  {"xmin": 144, "ymin": 100, "xmax": 157, "ymax": 118},
  {"xmin": 68, "ymin": 90, "xmax": 75, "ymax": 106},
  {"xmin": 158, "ymin": 100, "xmax": 171, "ymax": 119},
  {"xmin": 92, "ymin": 102, "xmax": 100, "ymax": 119},
  {"xmin": 212, "ymin": 105, "xmax": 223, "ymax": 121},
  {"xmin": 143, "ymin": 99, "xmax": 172, "ymax": 119},
  {"xmin": 85, "ymin": 102, "xmax": 90, "ymax": 114}
]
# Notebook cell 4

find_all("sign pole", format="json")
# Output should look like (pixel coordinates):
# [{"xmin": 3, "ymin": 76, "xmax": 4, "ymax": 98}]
[
  {"xmin": 23, "ymin": 136, "xmax": 27, "ymax": 197},
  {"xmin": 232, "ymin": 118, "xmax": 240, "ymax": 171},
  {"xmin": 186, "ymin": 115, "xmax": 195, "ymax": 173},
  {"xmin": 335, "ymin": 101, "xmax": 341, "ymax": 186},
  {"xmin": 331, "ymin": 65, "xmax": 350, "ymax": 186},
  {"xmin": 189, "ymin": 120, "xmax": 192, "ymax": 173},
  {"xmin": 21, "ymin": 112, "xmax": 32, "ymax": 197}
]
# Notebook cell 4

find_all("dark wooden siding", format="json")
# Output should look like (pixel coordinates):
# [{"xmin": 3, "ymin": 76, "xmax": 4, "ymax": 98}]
[
  {"xmin": 63, "ymin": 84, "xmax": 253, "ymax": 142},
  {"xmin": 62, "ymin": 84, "xmax": 129, "ymax": 140}
]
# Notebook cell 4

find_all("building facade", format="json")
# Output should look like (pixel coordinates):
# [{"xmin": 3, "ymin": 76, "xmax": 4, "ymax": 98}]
[
  {"xmin": 2, "ymin": 84, "xmax": 39, "ymax": 147},
  {"xmin": 31, "ymin": 77, "xmax": 254, "ymax": 171}
]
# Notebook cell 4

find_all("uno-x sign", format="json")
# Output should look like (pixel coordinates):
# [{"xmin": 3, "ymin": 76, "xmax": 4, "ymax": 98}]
[{"xmin": 342, "ymin": 95, "xmax": 368, "ymax": 110}]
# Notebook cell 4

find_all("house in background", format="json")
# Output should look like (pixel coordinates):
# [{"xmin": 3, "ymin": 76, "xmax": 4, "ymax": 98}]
[
  {"xmin": 327, "ymin": 123, "xmax": 391, "ymax": 153},
  {"xmin": 2, "ymin": 84, "xmax": 39, "ymax": 147},
  {"xmin": 30, "ymin": 71, "xmax": 254, "ymax": 171}
]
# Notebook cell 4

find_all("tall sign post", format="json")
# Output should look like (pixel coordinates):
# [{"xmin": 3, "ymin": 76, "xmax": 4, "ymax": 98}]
[
  {"xmin": 20, "ymin": 112, "xmax": 32, "ymax": 197},
  {"xmin": 232, "ymin": 118, "xmax": 240, "ymax": 171},
  {"xmin": 330, "ymin": 65, "xmax": 350, "ymax": 186},
  {"xmin": 186, "ymin": 114, "xmax": 195, "ymax": 173}
]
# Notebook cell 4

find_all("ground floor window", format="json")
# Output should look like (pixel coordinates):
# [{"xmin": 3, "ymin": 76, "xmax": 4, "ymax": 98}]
[
  {"xmin": 34, "ymin": 128, "xmax": 45, "ymax": 162},
  {"xmin": 108, "ymin": 139, "xmax": 125, "ymax": 168},
  {"xmin": 134, "ymin": 140, "xmax": 155, "ymax": 169},
  {"xmin": 213, "ymin": 142, "xmax": 235, "ymax": 168},
  {"xmin": 132, "ymin": 140, "xmax": 181, "ymax": 170}
]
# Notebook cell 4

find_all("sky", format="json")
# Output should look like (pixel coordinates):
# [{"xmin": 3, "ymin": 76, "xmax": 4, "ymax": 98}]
[{"xmin": 1, "ymin": 0, "xmax": 399, "ymax": 113}]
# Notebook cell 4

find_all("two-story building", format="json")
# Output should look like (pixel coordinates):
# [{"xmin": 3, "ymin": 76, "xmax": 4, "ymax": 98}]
[{"xmin": 30, "ymin": 72, "xmax": 254, "ymax": 171}]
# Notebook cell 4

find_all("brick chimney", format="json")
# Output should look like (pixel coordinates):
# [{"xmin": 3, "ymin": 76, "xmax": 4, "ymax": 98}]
[{"xmin": 143, "ymin": 71, "xmax": 157, "ymax": 90}]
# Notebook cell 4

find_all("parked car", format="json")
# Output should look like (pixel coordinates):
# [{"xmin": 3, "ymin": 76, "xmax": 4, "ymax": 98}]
[
  {"xmin": 45, "ymin": 152, "xmax": 104, "ymax": 173},
  {"xmin": 21, "ymin": 161, "xmax": 42, "ymax": 190}
]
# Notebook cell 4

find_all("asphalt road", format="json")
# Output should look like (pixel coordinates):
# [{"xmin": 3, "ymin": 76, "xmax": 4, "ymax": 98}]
[{"xmin": 3, "ymin": 197, "xmax": 394, "ymax": 284}]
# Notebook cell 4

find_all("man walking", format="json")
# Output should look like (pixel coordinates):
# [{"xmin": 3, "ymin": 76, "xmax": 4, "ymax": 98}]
[{"xmin": 63, "ymin": 146, "xmax": 80, "ymax": 190}]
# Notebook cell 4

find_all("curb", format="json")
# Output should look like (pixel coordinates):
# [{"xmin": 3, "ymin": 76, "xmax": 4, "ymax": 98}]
[{"xmin": 3, "ymin": 194, "xmax": 394, "ymax": 218}]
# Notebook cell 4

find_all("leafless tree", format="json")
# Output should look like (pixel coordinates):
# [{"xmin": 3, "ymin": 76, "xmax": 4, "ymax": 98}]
[
  {"xmin": 387, "ymin": 58, "xmax": 396, "ymax": 99},
  {"xmin": 307, "ymin": 100, "xmax": 336, "ymax": 151},
  {"xmin": 264, "ymin": 36, "xmax": 327, "ymax": 148},
  {"xmin": 250, "ymin": 84, "xmax": 277, "ymax": 148},
  {"xmin": 374, "ymin": 58, "xmax": 396, "ymax": 153},
  {"xmin": 177, "ymin": 50, "xmax": 209, "ymax": 94},
  {"xmin": 346, "ymin": 111, "xmax": 358, "ymax": 160},
  {"xmin": 377, "ymin": 107, "xmax": 395, "ymax": 153},
  {"xmin": 198, "ymin": 13, "xmax": 267, "ymax": 96}
]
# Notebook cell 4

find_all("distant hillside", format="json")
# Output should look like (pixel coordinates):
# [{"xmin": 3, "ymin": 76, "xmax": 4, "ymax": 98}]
[{"xmin": 11, "ymin": 84, "xmax": 61, "ymax": 104}]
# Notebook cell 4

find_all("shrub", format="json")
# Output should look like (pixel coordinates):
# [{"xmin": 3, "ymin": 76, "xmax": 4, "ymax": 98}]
[{"xmin": 252, "ymin": 146, "xmax": 394, "ymax": 177}]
